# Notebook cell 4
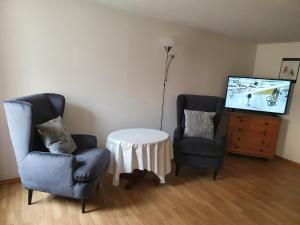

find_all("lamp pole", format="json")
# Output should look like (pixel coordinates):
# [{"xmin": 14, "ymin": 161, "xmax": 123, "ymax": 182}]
[{"xmin": 160, "ymin": 45, "xmax": 175, "ymax": 131}]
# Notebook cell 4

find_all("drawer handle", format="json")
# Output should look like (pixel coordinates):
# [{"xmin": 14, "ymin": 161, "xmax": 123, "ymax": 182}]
[
  {"xmin": 265, "ymin": 122, "xmax": 269, "ymax": 125},
  {"xmin": 240, "ymin": 119, "xmax": 244, "ymax": 122},
  {"xmin": 238, "ymin": 128, "xmax": 243, "ymax": 132},
  {"xmin": 260, "ymin": 149, "xmax": 263, "ymax": 152},
  {"xmin": 237, "ymin": 137, "xmax": 241, "ymax": 140}
]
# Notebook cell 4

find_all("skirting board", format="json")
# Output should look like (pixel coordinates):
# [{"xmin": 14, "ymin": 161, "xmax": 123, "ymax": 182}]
[
  {"xmin": 0, "ymin": 177, "xmax": 20, "ymax": 185},
  {"xmin": 275, "ymin": 155, "xmax": 300, "ymax": 168}
]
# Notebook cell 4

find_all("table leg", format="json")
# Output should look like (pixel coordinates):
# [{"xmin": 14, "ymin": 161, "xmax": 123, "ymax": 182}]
[
  {"xmin": 120, "ymin": 170, "xmax": 165, "ymax": 189},
  {"xmin": 121, "ymin": 169, "xmax": 147, "ymax": 190},
  {"xmin": 157, "ymin": 176, "xmax": 165, "ymax": 184}
]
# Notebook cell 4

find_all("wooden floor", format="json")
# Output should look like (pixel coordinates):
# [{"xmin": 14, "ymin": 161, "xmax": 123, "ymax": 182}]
[{"xmin": 1, "ymin": 155, "xmax": 300, "ymax": 225}]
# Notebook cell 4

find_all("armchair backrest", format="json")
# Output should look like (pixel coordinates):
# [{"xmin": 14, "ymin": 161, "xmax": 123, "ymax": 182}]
[
  {"xmin": 177, "ymin": 95, "xmax": 225, "ymax": 131},
  {"xmin": 3, "ymin": 93, "xmax": 65, "ymax": 163}
]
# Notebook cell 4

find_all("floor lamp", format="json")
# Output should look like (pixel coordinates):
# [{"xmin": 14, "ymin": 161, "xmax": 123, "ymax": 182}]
[{"xmin": 160, "ymin": 38, "xmax": 175, "ymax": 131}]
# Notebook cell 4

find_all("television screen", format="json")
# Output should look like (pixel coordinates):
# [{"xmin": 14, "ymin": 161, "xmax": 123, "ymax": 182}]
[{"xmin": 225, "ymin": 76, "xmax": 291, "ymax": 114}]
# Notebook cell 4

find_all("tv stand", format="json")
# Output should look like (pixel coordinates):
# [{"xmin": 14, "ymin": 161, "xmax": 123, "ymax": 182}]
[{"xmin": 226, "ymin": 112, "xmax": 282, "ymax": 159}]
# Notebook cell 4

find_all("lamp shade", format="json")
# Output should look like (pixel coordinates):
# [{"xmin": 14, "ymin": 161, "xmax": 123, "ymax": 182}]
[{"xmin": 160, "ymin": 37, "xmax": 176, "ymax": 47}]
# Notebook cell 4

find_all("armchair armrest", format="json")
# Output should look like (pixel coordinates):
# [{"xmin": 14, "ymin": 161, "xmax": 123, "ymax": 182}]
[
  {"xmin": 215, "ymin": 133, "xmax": 226, "ymax": 146},
  {"xmin": 20, "ymin": 151, "xmax": 76, "ymax": 190},
  {"xmin": 71, "ymin": 134, "xmax": 97, "ymax": 149},
  {"xmin": 174, "ymin": 126, "xmax": 184, "ymax": 143}
]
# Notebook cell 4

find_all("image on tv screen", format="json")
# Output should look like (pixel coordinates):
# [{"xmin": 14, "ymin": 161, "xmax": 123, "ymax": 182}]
[{"xmin": 225, "ymin": 77, "xmax": 291, "ymax": 114}]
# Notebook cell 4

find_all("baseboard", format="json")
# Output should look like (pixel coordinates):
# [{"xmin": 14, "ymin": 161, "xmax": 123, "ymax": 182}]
[
  {"xmin": 275, "ymin": 155, "xmax": 300, "ymax": 168},
  {"xmin": 0, "ymin": 177, "xmax": 20, "ymax": 185}
]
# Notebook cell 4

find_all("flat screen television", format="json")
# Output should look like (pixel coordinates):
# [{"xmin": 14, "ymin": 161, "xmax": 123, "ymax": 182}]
[{"xmin": 225, "ymin": 76, "xmax": 292, "ymax": 114}]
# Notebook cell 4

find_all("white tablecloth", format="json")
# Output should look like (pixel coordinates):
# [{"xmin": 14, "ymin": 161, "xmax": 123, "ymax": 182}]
[{"xmin": 106, "ymin": 128, "xmax": 173, "ymax": 186}]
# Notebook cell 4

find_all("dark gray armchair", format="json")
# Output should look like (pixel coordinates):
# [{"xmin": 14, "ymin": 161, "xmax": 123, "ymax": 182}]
[
  {"xmin": 173, "ymin": 95, "xmax": 225, "ymax": 180},
  {"xmin": 3, "ymin": 93, "xmax": 110, "ymax": 213}
]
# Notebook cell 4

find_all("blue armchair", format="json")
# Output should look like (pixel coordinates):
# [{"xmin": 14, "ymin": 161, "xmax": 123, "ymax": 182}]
[
  {"xmin": 173, "ymin": 95, "xmax": 225, "ymax": 180},
  {"xmin": 3, "ymin": 93, "xmax": 110, "ymax": 213}
]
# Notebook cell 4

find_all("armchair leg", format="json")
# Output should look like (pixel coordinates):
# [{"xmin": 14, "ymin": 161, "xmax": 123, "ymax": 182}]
[
  {"xmin": 175, "ymin": 164, "xmax": 179, "ymax": 176},
  {"xmin": 213, "ymin": 169, "xmax": 218, "ymax": 180},
  {"xmin": 96, "ymin": 182, "xmax": 100, "ymax": 192},
  {"xmin": 81, "ymin": 199, "xmax": 86, "ymax": 213},
  {"xmin": 28, "ymin": 189, "xmax": 33, "ymax": 205}
]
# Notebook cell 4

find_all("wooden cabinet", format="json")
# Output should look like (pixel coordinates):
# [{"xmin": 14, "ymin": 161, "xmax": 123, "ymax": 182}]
[{"xmin": 226, "ymin": 112, "xmax": 281, "ymax": 159}]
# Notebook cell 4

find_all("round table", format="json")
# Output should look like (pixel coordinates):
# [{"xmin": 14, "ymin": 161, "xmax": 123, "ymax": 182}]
[{"xmin": 106, "ymin": 128, "xmax": 172, "ymax": 186}]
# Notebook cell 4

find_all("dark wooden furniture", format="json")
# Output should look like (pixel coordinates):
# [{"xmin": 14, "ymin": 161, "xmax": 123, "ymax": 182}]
[{"xmin": 226, "ymin": 112, "xmax": 281, "ymax": 159}]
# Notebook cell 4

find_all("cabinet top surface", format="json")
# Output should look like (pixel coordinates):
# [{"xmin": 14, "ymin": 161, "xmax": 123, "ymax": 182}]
[{"xmin": 228, "ymin": 111, "xmax": 282, "ymax": 121}]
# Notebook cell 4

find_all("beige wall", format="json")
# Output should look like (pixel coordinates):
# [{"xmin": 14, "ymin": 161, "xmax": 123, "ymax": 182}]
[
  {"xmin": 0, "ymin": 9, "xmax": 19, "ymax": 179},
  {"xmin": 0, "ymin": 0, "xmax": 257, "ymax": 180},
  {"xmin": 253, "ymin": 42, "xmax": 300, "ymax": 163}
]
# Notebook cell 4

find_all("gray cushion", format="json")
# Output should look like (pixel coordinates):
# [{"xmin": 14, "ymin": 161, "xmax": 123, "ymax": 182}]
[
  {"xmin": 174, "ymin": 137, "xmax": 224, "ymax": 157},
  {"xmin": 183, "ymin": 110, "xmax": 216, "ymax": 140},
  {"xmin": 36, "ymin": 116, "xmax": 77, "ymax": 154}
]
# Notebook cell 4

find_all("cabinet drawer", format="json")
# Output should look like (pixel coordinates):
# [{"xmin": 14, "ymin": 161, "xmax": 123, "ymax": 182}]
[
  {"xmin": 227, "ymin": 144, "xmax": 275, "ymax": 156},
  {"xmin": 251, "ymin": 119, "xmax": 281, "ymax": 130},
  {"xmin": 229, "ymin": 127, "xmax": 265, "ymax": 135},
  {"xmin": 229, "ymin": 132, "xmax": 277, "ymax": 148},
  {"xmin": 230, "ymin": 115, "xmax": 252, "ymax": 122},
  {"xmin": 229, "ymin": 115, "xmax": 281, "ymax": 128},
  {"xmin": 229, "ymin": 116, "xmax": 253, "ymax": 128}
]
